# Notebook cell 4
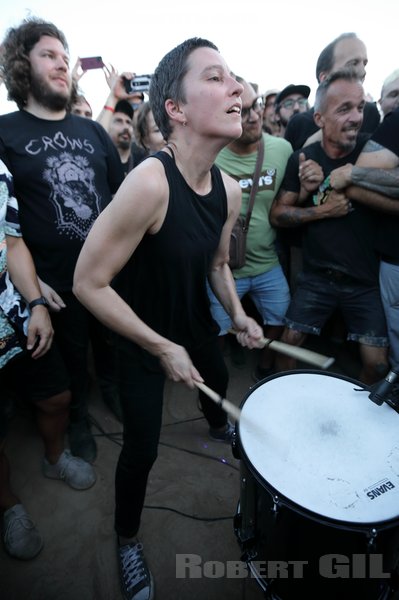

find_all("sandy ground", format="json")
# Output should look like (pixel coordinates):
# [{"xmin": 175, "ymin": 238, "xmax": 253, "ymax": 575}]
[{"xmin": 1, "ymin": 339, "xmax": 399, "ymax": 600}]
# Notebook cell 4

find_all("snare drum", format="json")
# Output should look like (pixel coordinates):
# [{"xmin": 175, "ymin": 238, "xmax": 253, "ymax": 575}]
[{"xmin": 234, "ymin": 371, "xmax": 399, "ymax": 600}]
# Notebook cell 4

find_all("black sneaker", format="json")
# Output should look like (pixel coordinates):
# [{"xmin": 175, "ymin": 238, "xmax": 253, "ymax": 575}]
[
  {"xmin": 68, "ymin": 418, "xmax": 97, "ymax": 464},
  {"xmin": 118, "ymin": 540, "xmax": 154, "ymax": 600},
  {"xmin": 209, "ymin": 422, "xmax": 235, "ymax": 443}
]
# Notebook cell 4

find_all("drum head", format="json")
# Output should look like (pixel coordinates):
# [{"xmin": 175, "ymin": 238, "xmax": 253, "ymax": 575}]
[{"xmin": 238, "ymin": 371, "xmax": 399, "ymax": 528}]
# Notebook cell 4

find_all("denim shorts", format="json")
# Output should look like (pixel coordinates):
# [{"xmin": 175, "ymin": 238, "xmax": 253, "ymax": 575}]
[
  {"xmin": 380, "ymin": 260, "xmax": 399, "ymax": 367},
  {"xmin": 285, "ymin": 270, "xmax": 389, "ymax": 347},
  {"xmin": 207, "ymin": 265, "xmax": 291, "ymax": 336}
]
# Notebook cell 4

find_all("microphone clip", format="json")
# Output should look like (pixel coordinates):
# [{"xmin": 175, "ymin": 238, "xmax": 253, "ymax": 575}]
[{"xmin": 368, "ymin": 369, "xmax": 399, "ymax": 406}]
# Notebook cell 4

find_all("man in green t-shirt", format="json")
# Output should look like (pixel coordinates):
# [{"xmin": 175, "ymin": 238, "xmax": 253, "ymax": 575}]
[{"xmin": 208, "ymin": 77, "xmax": 292, "ymax": 381}]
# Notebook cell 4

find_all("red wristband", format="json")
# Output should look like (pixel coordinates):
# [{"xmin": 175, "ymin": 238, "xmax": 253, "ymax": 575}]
[{"xmin": 104, "ymin": 105, "xmax": 115, "ymax": 112}]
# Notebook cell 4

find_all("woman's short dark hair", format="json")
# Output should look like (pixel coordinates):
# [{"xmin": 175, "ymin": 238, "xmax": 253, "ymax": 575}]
[
  {"xmin": 0, "ymin": 17, "xmax": 69, "ymax": 109},
  {"xmin": 149, "ymin": 37, "xmax": 218, "ymax": 141}
]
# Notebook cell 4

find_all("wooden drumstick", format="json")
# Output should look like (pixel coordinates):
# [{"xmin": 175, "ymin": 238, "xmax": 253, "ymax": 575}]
[
  {"xmin": 195, "ymin": 381, "xmax": 241, "ymax": 422},
  {"xmin": 228, "ymin": 329, "xmax": 334, "ymax": 370}
]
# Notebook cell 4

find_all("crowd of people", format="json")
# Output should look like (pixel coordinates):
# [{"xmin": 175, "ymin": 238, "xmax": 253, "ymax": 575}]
[{"xmin": 0, "ymin": 15, "xmax": 398, "ymax": 600}]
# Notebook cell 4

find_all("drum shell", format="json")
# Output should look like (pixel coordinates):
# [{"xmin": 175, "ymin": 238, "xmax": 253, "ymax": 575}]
[
  {"xmin": 235, "ymin": 460, "xmax": 399, "ymax": 599},
  {"xmin": 234, "ymin": 371, "xmax": 399, "ymax": 599}
]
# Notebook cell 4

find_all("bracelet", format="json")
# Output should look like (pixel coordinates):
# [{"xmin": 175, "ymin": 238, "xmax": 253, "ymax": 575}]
[
  {"xmin": 29, "ymin": 296, "xmax": 49, "ymax": 310},
  {"xmin": 103, "ymin": 105, "xmax": 115, "ymax": 112}
]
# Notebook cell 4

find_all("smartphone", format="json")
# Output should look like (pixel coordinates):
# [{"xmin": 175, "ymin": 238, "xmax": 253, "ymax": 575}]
[
  {"xmin": 80, "ymin": 56, "xmax": 104, "ymax": 71},
  {"xmin": 124, "ymin": 75, "xmax": 152, "ymax": 94}
]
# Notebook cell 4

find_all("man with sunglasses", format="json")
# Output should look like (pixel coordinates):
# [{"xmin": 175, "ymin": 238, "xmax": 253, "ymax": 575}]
[
  {"xmin": 208, "ymin": 77, "xmax": 292, "ymax": 381},
  {"xmin": 275, "ymin": 84, "xmax": 311, "ymax": 137}
]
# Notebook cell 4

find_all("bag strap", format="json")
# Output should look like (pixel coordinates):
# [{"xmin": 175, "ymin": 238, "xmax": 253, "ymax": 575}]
[{"xmin": 242, "ymin": 136, "xmax": 265, "ymax": 231}]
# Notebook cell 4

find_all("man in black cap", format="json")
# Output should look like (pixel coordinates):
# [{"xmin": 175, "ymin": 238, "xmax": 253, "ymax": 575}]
[{"xmin": 275, "ymin": 84, "xmax": 310, "ymax": 137}]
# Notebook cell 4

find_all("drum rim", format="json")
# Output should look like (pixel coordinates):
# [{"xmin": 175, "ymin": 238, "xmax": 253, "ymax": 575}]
[{"xmin": 237, "ymin": 369, "xmax": 399, "ymax": 534}]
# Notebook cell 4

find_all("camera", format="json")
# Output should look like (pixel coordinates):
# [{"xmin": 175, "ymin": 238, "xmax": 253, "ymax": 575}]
[{"xmin": 124, "ymin": 75, "xmax": 152, "ymax": 94}]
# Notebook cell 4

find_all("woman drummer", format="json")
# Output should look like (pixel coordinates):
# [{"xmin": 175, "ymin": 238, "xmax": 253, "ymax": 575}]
[{"xmin": 73, "ymin": 37, "xmax": 263, "ymax": 600}]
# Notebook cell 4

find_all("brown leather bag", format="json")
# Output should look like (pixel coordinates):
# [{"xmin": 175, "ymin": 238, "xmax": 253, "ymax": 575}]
[{"xmin": 229, "ymin": 137, "xmax": 265, "ymax": 269}]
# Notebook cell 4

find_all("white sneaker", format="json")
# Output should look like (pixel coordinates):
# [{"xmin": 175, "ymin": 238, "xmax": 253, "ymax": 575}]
[
  {"xmin": 2, "ymin": 503, "xmax": 43, "ymax": 560},
  {"xmin": 43, "ymin": 450, "xmax": 96, "ymax": 490}
]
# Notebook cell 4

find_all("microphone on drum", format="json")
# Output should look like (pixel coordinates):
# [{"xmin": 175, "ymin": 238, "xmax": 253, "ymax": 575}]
[{"xmin": 368, "ymin": 369, "xmax": 399, "ymax": 406}]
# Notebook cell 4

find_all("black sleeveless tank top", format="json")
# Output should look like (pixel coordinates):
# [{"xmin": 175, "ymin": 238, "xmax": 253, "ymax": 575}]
[{"xmin": 117, "ymin": 150, "xmax": 228, "ymax": 367}]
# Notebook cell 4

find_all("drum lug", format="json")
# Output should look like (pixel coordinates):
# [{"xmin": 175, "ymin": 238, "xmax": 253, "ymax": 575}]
[
  {"xmin": 366, "ymin": 527, "xmax": 378, "ymax": 552},
  {"xmin": 241, "ymin": 546, "xmax": 258, "ymax": 564},
  {"xmin": 235, "ymin": 474, "xmax": 257, "ymax": 550},
  {"xmin": 231, "ymin": 433, "xmax": 240, "ymax": 459},
  {"xmin": 272, "ymin": 495, "xmax": 280, "ymax": 514}
]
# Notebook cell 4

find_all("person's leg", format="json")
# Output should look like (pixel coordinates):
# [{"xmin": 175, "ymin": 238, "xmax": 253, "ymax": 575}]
[
  {"xmin": 206, "ymin": 278, "xmax": 250, "ymax": 367},
  {"xmin": 380, "ymin": 261, "xmax": 399, "ymax": 370},
  {"xmin": 358, "ymin": 344, "xmax": 389, "ymax": 385},
  {"xmin": 35, "ymin": 391, "xmax": 71, "ymax": 464},
  {"xmin": 52, "ymin": 292, "xmax": 96, "ymax": 462},
  {"xmin": 0, "ymin": 440, "xmax": 43, "ymax": 558},
  {"xmin": 277, "ymin": 327, "xmax": 308, "ymax": 371},
  {"xmin": 192, "ymin": 337, "xmax": 229, "ymax": 434},
  {"xmin": 341, "ymin": 281, "xmax": 389, "ymax": 385},
  {"xmin": 0, "ymin": 370, "xmax": 42, "ymax": 560},
  {"xmin": 35, "ymin": 391, "xmax": 97, "ymax": 490},
  {"xmin": 17, "ymin": 345, "xmax": 96, "ymax": 490},
  {"xmin": 249, "ymin": 266, "xmax": 291, "ymax": 379},
  {"xmin": 115, "ymin": 341, "xmax": 165, "ymax": 539},
  {"xmin": 114, "ymin": 340, "xmax": 160, "ymax": 600},
  {"xmin": 0, "ymin": 438, "xmax": 18, "ymax": 512},
  {"xmin": 19, "ymin": 343, "xmax": 71, "ymax": 465},
  {"xmin": 88, "ymin": 314, "xmax": 122, "ymax": 422},
  {"xmin": 275, "ymin": 271, "xmax": 335, "ymax": 372}
]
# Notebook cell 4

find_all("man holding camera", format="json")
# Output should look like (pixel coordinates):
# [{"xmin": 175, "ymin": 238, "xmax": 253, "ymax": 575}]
[{"xmin": 97, "ymin": 69, "xmax": 150, "ymax": 174}]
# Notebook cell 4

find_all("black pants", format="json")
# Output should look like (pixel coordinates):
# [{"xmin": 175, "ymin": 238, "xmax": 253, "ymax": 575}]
[
  {"xmin": 114, "ymin": 336, "xmax": 228, "ymax": 537},
  {"xmin": 51, "ymin": 292, "xmax": 119, "ymax": 421}
]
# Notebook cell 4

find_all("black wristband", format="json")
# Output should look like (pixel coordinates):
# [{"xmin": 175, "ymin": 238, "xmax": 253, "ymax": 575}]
[{"xmin": 29, "ymin": 296, "xmax": 49, "ymax": 310}]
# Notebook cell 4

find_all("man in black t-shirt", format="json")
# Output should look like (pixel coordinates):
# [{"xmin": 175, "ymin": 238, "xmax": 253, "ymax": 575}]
[
  {"xmin": 329, "ymin": 107, "xmax": 399, "ymax": 373},
  {"xmin": 0, "ymin": 18, "xmax": 124, "ymax": 463},
  {"xmin": 270, "ymin": 69, "xmax": 389, "ymax": 385}
]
